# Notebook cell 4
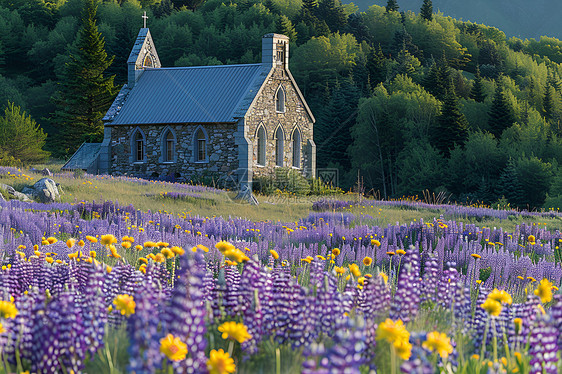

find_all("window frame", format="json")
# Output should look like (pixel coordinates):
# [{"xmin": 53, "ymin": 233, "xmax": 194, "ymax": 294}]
[
  {"xmin": 256, "ymin": 124, "xmax": 266, "ymax": 167},
  {"xmin": 192, "ymin": 125, "xmax": 210, "ymax": 164},
  {"xmin": 274, "ymin": 125, "xmax": 284, "ymax": 167},
  {"xmin": 275, "ymin": 86, "xmax": 286, "ymax": 113},
  {"xmin": 130, "ymin": 127, "xmax": 146, "ymax": 164},
  {"xmin": 292, "ymin": 127, "xmax": 301, "ymax": 169}
]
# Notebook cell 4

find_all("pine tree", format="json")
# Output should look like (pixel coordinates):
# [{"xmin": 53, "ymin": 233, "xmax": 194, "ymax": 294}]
[
  {"xmin": 488, "ymin": 79, "xmax": 515, "ymax": 138},
  {"xmin": 316, "ymin": 79, "xmax": 359, "ymax": 168},
  {"xmin": 52, "ymin": 0, "xmax": 116, "ymax": 156},
  {"xmin": 386, "ymin": 0, "xmax": 399, "ymax": 12},
  {"xmin": 317, "ymin": 0, "xmax": 347, "ymax": 32},
  {"xmin": 496, "ymin": 158, "xmax": 524, "ymax": 208},
  {"xmin": 424, "ymin": 54, "xmax": 449, "ymax": 101},
  {"xmin": 432, "ymin": 80, "xmax": 469, "ymax": 156},
  {"xmin": 0, "ymin": 102, "xmax": 49, "ymax": 164},
  {"xmin": 420, "ymin": 0, "xmax": 433, "ymax": 21},
  {"xmin": 277, "ymin": 15, "xmax": 297, "ymax": 43},
  {"xmin": 543, "ymin": 82, "xmax": 555, "ymax": 122},
  {"xmin": 366, "ymin": 44, "xmax": 386, "ymax": 88},
  {"xmin": 470, "ymin": 65, "xmax": 486, "ymax": 102}
]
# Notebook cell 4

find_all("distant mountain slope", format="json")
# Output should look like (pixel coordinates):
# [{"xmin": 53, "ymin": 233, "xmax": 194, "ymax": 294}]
[{"xmin": 355, "ymin": 0, "xmax": 562, "ymax": 40}]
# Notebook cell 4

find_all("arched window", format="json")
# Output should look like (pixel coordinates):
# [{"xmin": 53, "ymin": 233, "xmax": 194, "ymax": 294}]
[
  {"xmin": 131, "ymin": 128, "xmax": 146, "ymax": 163},
  {"xmin": 165, "ymin": 130, "xmax": 174, "ymax": 162},
  {"xmin": 275, "ymin": 126, "xmax": 284, "ymax": 167},
  {"xmin": 276, "ymin": 86, "xmax": 285, "ymax": 113},
  {"xmin": 195, "ymin": 128, "xmax": 207, "ymax": 162},
  {"xmin": 257, "ymin": 125, "xmax": 266, "ymax": 166},
  {"xmin": 143, "ymin": 54, "xmax": 153, "ymax": 67},
  {"xmin": 292, "ymin": 127, "xmax": 301, "ymax": 168}
]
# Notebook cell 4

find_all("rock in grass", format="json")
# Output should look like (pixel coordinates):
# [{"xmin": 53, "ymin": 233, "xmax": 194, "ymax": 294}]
[{"xmin": 27, "ymin": 178, "xmax": 60, "ymax": 203}]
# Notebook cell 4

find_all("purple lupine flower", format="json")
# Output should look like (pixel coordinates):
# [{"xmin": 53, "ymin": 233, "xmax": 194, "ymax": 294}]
[
  {"xmin": 163, "ymin": 252, "xmax": 207, "ymax": 374},
  {"xmin": 390, "ymin": 251, "xmax": 421, "ymax": 324},
  {"xmin": 81, "ymin": 262, "xmax": 108, "ymax": 356},
  {"xmin": 224, "ymin": 265, "xmax": 242, "ymax": 317},
  {"xmin": 127, "ymin": 282, "xmax": 166, "ymax": 373},
  {"xmin": 549, "ymin": 294, "xmax": 562, "ymax": 350},
  {"xmin": 529, "ymin": 315, "xmax": 559, "ymax": 374},
  {"xmin": 358, "ymin": 273, "xmax": 390, "ymax": 321},
  {"xmin": 323, "ymin": 317, "xmax": 367, "ymax": 373}
]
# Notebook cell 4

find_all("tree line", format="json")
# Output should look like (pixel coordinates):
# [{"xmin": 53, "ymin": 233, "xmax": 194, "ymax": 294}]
[{"xmin": 2, "ymin": 0, "xmax": 562, "ymax": 208}]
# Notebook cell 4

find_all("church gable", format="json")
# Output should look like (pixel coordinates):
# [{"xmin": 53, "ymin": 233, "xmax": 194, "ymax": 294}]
[{"xmin": 127, "ymin": 27, "xmax": 161, "ymax": 89}]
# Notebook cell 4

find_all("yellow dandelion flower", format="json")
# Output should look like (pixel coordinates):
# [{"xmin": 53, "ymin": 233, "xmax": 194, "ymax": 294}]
[
  {"xmin": 488, "ymin": 288, "xmax": 513, "ymax": 305},
  {"xmin": 396, "ymin": 249, "xmax": 406, "ymax": 255},
  {"xmin": 121, "ymin": 241, "xmax": 132, "ymax": 249},
  {"xmin": 112, "ymin": 294, "xmax": 135, "ymax": 316},
  {"xmin": 100, "ymin": 234, "xmax": 118, "ymax": 246},
  {"xmin": 371, "ymin": 239, "xmax": 381, "ymax": 246},
  {"xmin": 471, "ymin": 253, "xmax": 481, "ymax": 259},
  {"xmin": 171, "ymin": 246, "xmax": 185, "ymax": 255},
  {"xmin": 47, "ymin": 237, "xmax": 57, "ymax": 245},
  {"xmin": 534, "ymin": 278, "xmax": 554, "ymax": 304},
  {"xmin": 161, "ymin": 248, "xmax": 175, "ymax": 259},
  {"xmin": 422, "ymin": 331, "xmax": 454, "ymax": 358},
  {"xmin": 160, "ymin": 334, "xmax": 188, "ymax": 361},
  {"xmin": 66, "ymin": 239, "xmax": 76, "ymax": 248},
  {"xmin": 135, "ymin": 245, "xmax": 143, "ymax": 251},
  {"xmin": 86, "ymin": 236, "xmax": 97, "ymax": 243},
  {"xmin": 270, "ymin": 250, "xmax": 279, "ymax": 259},
  {"xmin": 0, "ymin": 300, "xmax": 18, "ymax": 319},
  {"xmin": 394, "ymin": 339, "xmax": 412, "ymax": 360},
  {"xmin": 481, "ymin": 298, "xmax": 502, "ymax": 316},
  {"xmin": 332, "ymin": 248, "xmax": 340, "ymax": 256},
  {"xmin": 218, "ymin": 321, "xmax": 252, "ymax": 343},
  {"xmin": 363, "ymin": 256, "xmax": 373, "ymax": 266},
  {"xmin": 349, "ymin": 263, "xmax": 361, "ymax": 277},
  {"xmin": 207, "ymin": 349, "xmax": 236, "ymax": 374},
  {"xmin": 376, "ymin": 319, "xmax": 409, "ymax": 344},
  {"xmin": 108, "ymin": 245, "xmax": 122, "ymax": 259}
]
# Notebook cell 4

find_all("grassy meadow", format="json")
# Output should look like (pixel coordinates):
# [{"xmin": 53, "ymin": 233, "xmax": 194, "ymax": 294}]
[{"xmin": 0, "ymin": 165, "xmax": 560, "ymax": 373}]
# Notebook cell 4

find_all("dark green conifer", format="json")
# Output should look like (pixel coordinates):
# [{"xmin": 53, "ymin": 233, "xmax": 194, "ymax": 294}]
[
  {"xmin": 366, "ymin": 44, "xmax": 386, "ymax": 88},
  {"xmin": 470, "ymin": 65, "xmax": 486, "ymax": 102},
  {"xmin": 52, "ymin": 0, "xmax": 116, "ymax": 156},
  {"xmin": 432, "ymin": 80, "xmax": 469, "ymax": 156},
  {"xmin": 420, "ymin": 0, "xmax": 432, "ymax": 21},
  {"xmin": 277, "ymin": 15, "xmax": 297, "ymax": 43},
  {"xmin": 424, "ymin": 54, "xmax": 449, "ymax": 101},
  {"xmin": 488, "ymin": 79, "xmax": 516, "ymax": 138},
  {"xmin": 386, "ymin": 0, "xmax": 399, "ymax": 12},
  {"xmin": 496, "ymin": 158, "xmax": 524, "ymax": 208},
  {"xmin": 317, "ymin": 0, "xmax": 347, "ymax": 32},
  {"xmin": 543, "ymin": 82, "xmax": 555, "ymax": 122}
]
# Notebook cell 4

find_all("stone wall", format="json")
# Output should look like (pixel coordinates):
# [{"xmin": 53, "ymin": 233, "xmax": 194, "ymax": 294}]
[
  {"xmin": 108, "ymin": 123, "xmax": 238, "ymax": 183},
  {"xmin": 245, "ymin": 65, "xmax": 315, "ymax": 179}
]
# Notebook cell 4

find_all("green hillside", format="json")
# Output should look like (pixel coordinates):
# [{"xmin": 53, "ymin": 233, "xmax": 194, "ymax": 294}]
[
  {"xmin": 2, "ymin": 0, "xmax": 562, "ymax": 209},
  {"xmin": 358, "ymin": 0, "xmax": 562, "ymax": 40}
]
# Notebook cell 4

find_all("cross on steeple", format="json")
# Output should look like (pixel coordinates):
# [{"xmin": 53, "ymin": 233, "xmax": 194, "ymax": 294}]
[{"xmin": 142, "ymin": 11, "xmax": 148, "ymax": 28}]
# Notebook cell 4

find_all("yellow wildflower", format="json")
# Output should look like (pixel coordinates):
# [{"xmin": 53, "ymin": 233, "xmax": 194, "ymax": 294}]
[
  {"xmin": 218, "ymin": 321, "xmax": 252, "ymax": 343},
  {"xmin": 112, "ymin": 294, "xmax": 135, "ymax": 316},
  {"xmin": 160, "ymin": 334, "xmax": 188, "ymax": 361},
  {"xmin": 422, "ymin": 331, "xmax": 454, "ymax": 358},
  {"xmin": 207, "ymin": 349, "xmax": 235, "ymax": 374}
]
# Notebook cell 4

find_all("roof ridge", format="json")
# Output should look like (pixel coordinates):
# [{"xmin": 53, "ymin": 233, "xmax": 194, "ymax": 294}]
[{"xmin": 145, "ymin": 63, "xmax": 262, "ymax": 71}]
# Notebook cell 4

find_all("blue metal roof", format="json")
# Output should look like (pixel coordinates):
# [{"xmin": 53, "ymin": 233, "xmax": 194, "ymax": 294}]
[
  {"xmin": 62, "ymin": 143, "xmax": 101, "ymax": 170},
  {"xmin": 107, "ymin": 64, "xmax": 266, "ymax": 125}
]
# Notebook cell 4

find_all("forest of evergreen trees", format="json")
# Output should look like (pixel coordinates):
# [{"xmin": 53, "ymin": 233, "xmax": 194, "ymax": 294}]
[{"xmin": 3, "ymin": 0, "xmax": 562, "ymax": 209}]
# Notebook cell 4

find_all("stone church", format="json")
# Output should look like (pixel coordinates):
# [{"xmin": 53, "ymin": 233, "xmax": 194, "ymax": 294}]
[{"xmin": 65, "ymin": 27, "xmax": 316, "ymax": 193}]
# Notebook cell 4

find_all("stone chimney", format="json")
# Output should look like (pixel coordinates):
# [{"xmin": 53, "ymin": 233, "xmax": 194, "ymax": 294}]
[{"xmin": 262, "ymin": 33, "xmax": 289, "ymax": 69}]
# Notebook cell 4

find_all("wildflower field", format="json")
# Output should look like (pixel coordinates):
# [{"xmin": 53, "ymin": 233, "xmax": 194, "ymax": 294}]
[{"xmin": 1, "ymin": 167, "xmax": 562, "ymax": 373}]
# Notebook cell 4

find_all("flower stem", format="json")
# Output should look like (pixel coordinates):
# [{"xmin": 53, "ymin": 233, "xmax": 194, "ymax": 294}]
[
  {"xmin": 228, "ymin": 340, "xmax": 234, "ymax": 357},
  {"xmin": 390, "ymin": 344, "xmax": 397, "ymax": 374},
  {"xmin": 276, "ymin": 347, "xmax": 281, "ymax": 374},
  {"xmin": 480, "ymin": 316, "xmax": 490, "ymax": 360}
]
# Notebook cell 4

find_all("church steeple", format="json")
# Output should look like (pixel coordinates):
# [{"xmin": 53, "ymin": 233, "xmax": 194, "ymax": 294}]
[{"xmin": 127, "ymin": 19, "xmax": 161, "ymax": 88}]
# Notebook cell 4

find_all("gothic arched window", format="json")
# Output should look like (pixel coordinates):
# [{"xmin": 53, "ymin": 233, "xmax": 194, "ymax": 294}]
[
  {"xmin": 195, "ymin": 127, "xmax": 208, "ymax": 162},
  {"xmin": 257, "ymin": 125, "xmax": 266, "ymax": 166},
  {"xmin": 131, "ymin": 128, "xmax": 146, "ymax": 163},
  {"xmin": 276, "ymin": 86, "xmax": 285, "ymax": 113},
  {"xmin": 275, "ymin": 126, "xmax": 284, "ymax": 167},
  {"xmin": 292, "ymin": 127, "xmax": 301, "ymax": 168}
]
